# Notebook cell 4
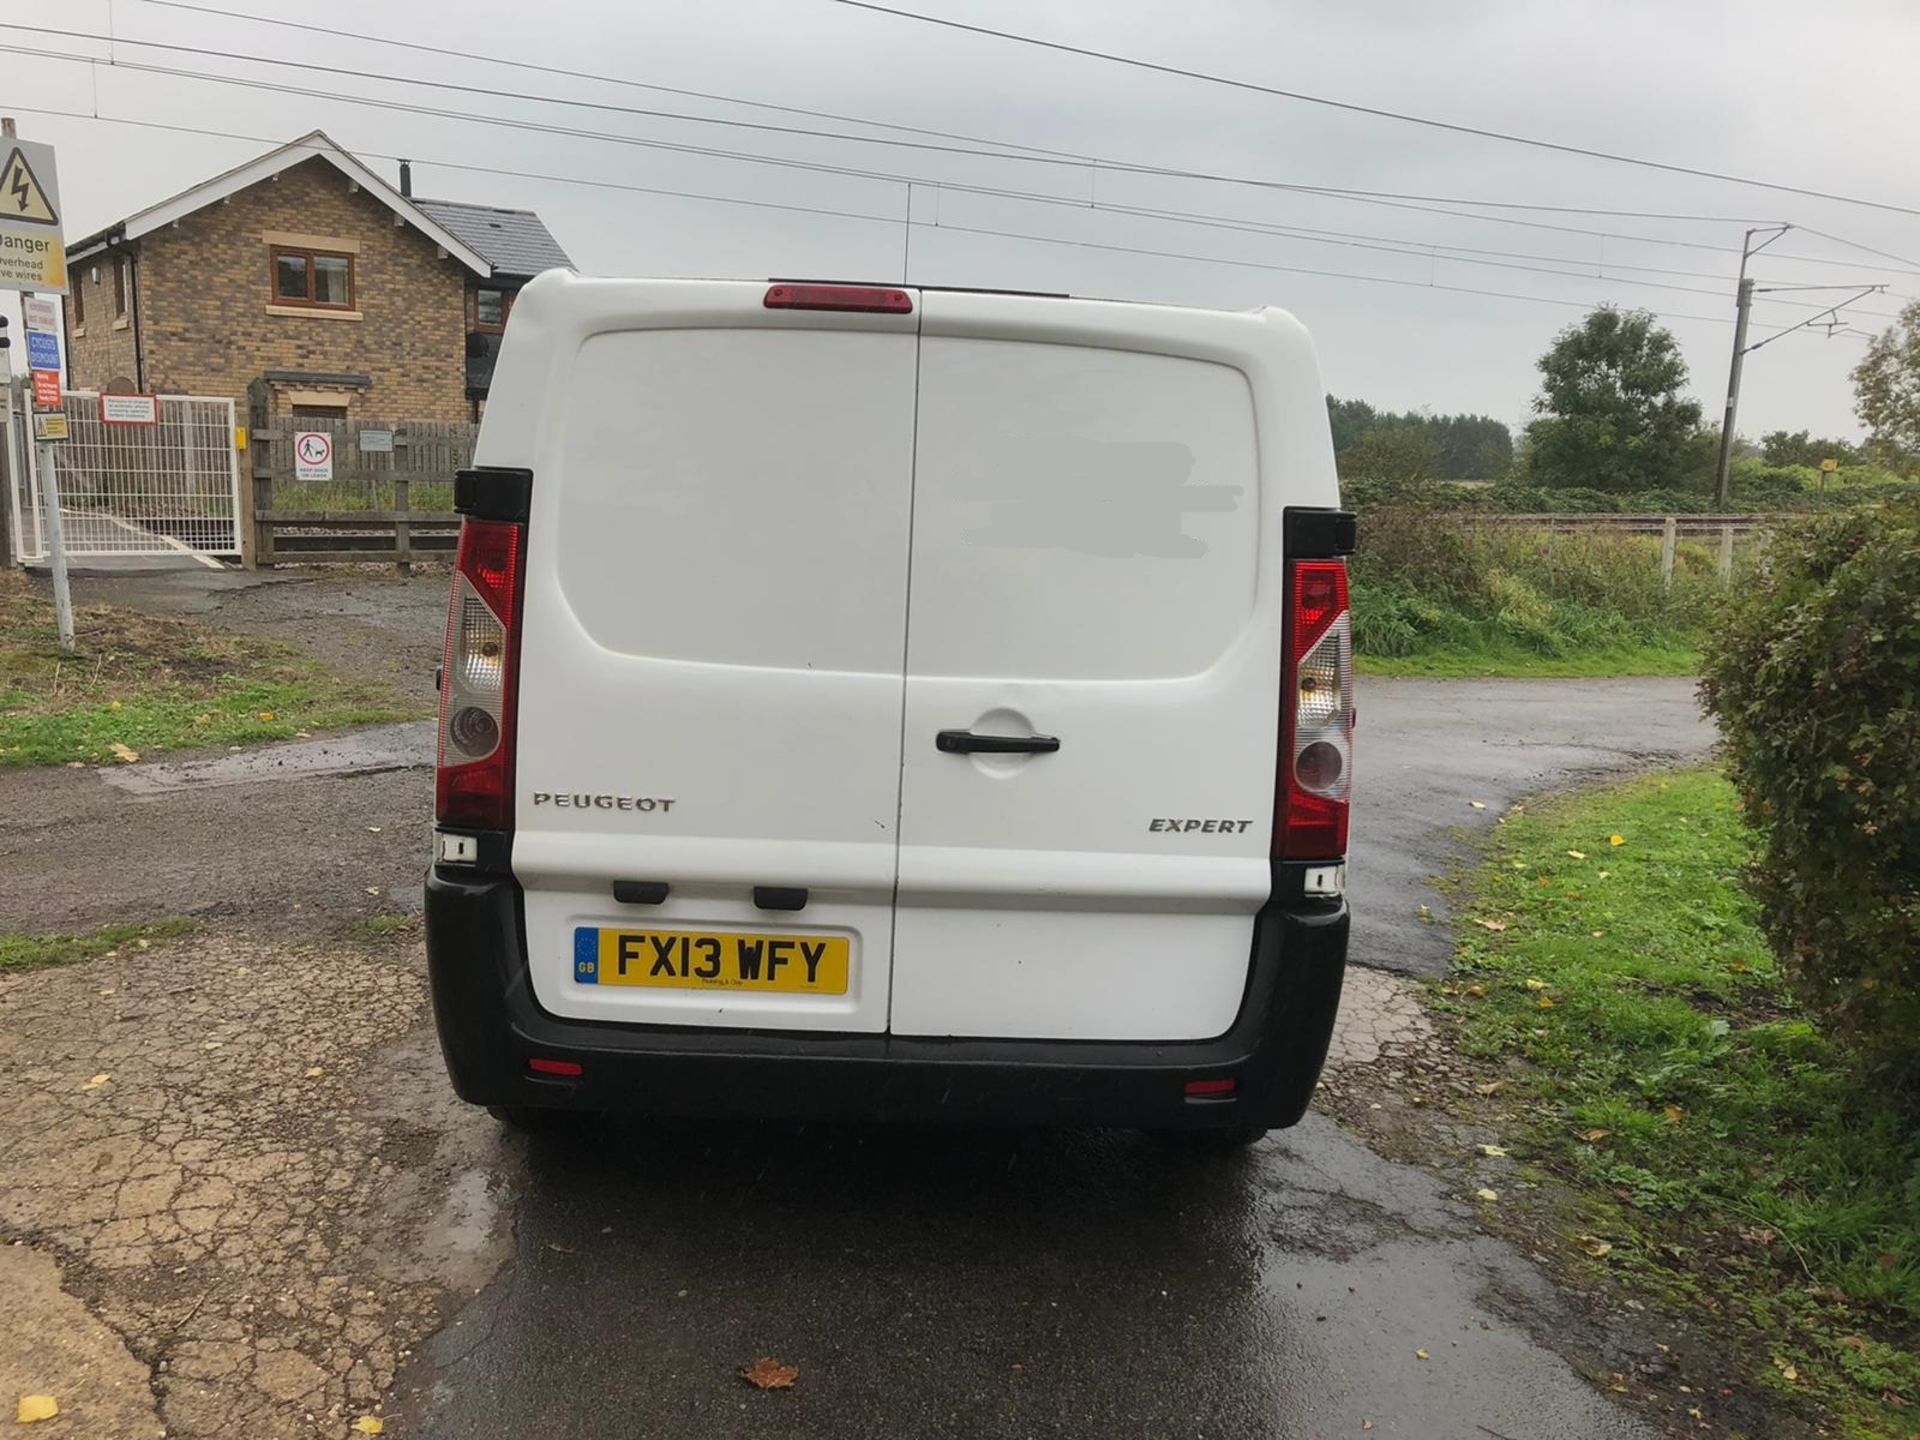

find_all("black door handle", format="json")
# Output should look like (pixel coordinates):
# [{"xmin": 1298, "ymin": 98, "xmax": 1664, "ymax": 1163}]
[{"xmin": 936, "ymin": 730, "xmax": 1060, "ymax": 755}]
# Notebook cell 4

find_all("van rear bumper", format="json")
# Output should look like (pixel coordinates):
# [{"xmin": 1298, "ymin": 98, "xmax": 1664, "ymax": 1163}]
[{"xmin": 424, "ymin": 870, "xmax": 1349, "ymax": 1131}]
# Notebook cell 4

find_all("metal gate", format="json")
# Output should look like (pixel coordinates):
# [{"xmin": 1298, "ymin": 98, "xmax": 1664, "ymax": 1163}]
[{"xmin": 6, "ymin": 386, "xmax": 242, "ymax": 564}]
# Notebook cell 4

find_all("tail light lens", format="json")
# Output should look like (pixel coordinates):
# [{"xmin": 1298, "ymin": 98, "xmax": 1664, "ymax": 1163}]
[
  {"xmin": 437, "ymin": 518, "xmax": 525, "ymax": 830},
  {"xmin": 1277, "ymin": 560, "xmax": 1353, "ymax": 859}
]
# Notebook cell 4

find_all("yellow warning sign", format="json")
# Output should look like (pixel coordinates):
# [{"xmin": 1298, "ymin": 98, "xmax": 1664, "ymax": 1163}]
[
  {"xmin": 0, "ymin": 148, "xmax": 58, "ymax": 226},
  {"xmin": 0, "ymin": 137, "xmax": 66, "ymax": 294}
]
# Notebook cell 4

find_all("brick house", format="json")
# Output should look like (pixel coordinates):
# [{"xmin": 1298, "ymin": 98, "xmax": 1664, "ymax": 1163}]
[{"xmin": 62, "ymin": 130, "xmax": 570, "ymax": 423}]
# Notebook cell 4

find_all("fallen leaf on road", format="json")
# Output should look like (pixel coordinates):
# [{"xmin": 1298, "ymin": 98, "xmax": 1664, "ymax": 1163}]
[
  {"xmin": 81, "ymin": 1073, "xmax": 110, "ymax": 1091},
  {"xmin": 1838, "ymin": 1335, "xmax": 1870, "ymax": 1352},
  {"xmin": 1474, "ymin": 919, "xmax": 1506, "ymax": 932},
  {"xmin": 1475, "ymin": 1080, "xmax": 1505, "ymax": 1096},
  {"xmin": 1523, "ymin": 978, "xmax": 1547, "ymax": 991},
  {"xmin": 1664, "ymin": 1104, "xmax": 1686, "ymax": 1125},
  {"xmin": 1772, "ymin": 1356, "xmax": 1800, "ymax": 1383},
  {"xmin": 294, "ymin": 730, "xmax": 312, "ymax": 738},
  {"xmin": 1591, "ymin": 929, "xmax": 1606, "ymax": 938},
  {"xmin": 1580, "ymin": 1236, "xmax": 1614, "ymax": 1258},
  {"xmin": 1464, "ymin": 984, "xmax": 1486, "ymax": 997},
  {"xmin": 1478, "ymin": 1144, "xmax": 1509, "ymax": 1158},
  {"xmin": 366, "ymin": 887, "xmax": 382, "ymax": 896},
  {"xmin": 1475, "ymin": 1188, "xmax": 1499, "ymax": 1202},
  {"xmin": 1363, "ymin": 1422, "xmax": 1374, "ymax": 1432},
  {"xmin": 305, "ymin": 1067, "xmax": 324, "ymax": 1079},
  {"xmin": 367, "ymin": 826, "xmax": 383, "ymax": 834},
  {"xmin": 1468, "ymin": 800, "xmax": 1486, "ymax": 810},
  {"xmin": 109, "ymin": 742, "xmax": 139, "ymax": 764},
  {"xmin": 741, "ymin": 1357, "xmax": 799, "ymax": 1390},
  {"xmin": 66, "ymin": 761, "xmax": 84, "ymax": 768},
  {"xmin": 1566, "ymin": 850, "xmax": 1587, "ymax": 860},
  {"xmin": 1537, "ymin": 995, "xmax": 1557, "ymax": 1009},
  {"xmin": 1577, "ymin": 1128, "xmax": 1612, "ymax": 1142},
  {"xmin": 1415, "ymin": 1348, "xmax": 1430, "ymax": 1361},
  {"xmin": 351, "ymin": 1419, "xmax": 385, "ymax": 1435},
  {"xmin": 16, "ymin": 1396, "xmax": 58, "ymax": 1424},
  {"xmin": 1609, "ymin": 834, "xmax": 1625, "ymax": 846},
  {"xmin": 257, "ymin": 710, "xmax": 277, "ymax": 721},
  {"xmin": 203, "ymin": 1041, "xmax": 222, "ymax": 1051}
]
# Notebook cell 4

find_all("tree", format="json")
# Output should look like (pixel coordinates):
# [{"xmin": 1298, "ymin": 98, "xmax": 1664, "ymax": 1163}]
[
  {"xmin": 1759, "ymin": 429, "xmax": 1860, "ymax": 468},
  {"xmin": 1525, "ymin": 307, "xmax": 1704, "ymax": 492},
  {"xmin": 1324, "ymin": 396, "xmax": 1512, "ymax": 479},
  {"xmin": 1851, "ymin": 299, "xmax": 1920, "ymax": 473},
  {"xmin": 1335, "ymin": 423, "xmax": 1441, "ymax": 485}
]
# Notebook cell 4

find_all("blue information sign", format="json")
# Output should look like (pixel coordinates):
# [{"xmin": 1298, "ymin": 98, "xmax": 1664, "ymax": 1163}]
[{"xmin": 26, "ymin": 330, "xmax": 60, "ymax": 370}]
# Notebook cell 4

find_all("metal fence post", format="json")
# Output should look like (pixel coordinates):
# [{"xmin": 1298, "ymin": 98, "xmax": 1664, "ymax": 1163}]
[
  {"xmin": 1660, "ymin": 516, "xmax": 1678, "ymax": 589},
  {"xmin": 394, "ymin": 473, "xmax": 411, "ymax": 578}
]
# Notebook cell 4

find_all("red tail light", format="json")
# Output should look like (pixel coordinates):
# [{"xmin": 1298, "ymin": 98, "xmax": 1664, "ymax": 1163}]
[
  {"xmin": 764, "ymin": 283, "xmax": 913, "ymax": 314},
  {"xmin": 437, "ymin": 518, "xmax": 526, "ymax": 830},
  {"xmin": 1277, "ymin": 560, "xmax": 1354, "ymax": 859}
]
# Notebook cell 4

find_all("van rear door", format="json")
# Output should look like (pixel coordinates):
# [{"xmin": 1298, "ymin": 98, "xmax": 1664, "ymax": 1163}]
[
  {"xmin": 506, "ymin": 278, "xmax": 918, "ymax": 1033},
  {"xmin": 889, "ymin": 293, "xmax": 1306, "ymax": 1042}
]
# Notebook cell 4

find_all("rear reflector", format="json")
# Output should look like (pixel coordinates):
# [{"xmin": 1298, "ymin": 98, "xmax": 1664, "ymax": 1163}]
[
  {"xmin": 1184, "ymin": 1077, "xmax": 1238, "ymax": 1097},
  {"xmin": 528, "ymin": 1057, "xmax": 583, "ymax": 1077},
  {"xmin": 764, "ymin": 283, "xmax": 913, "ymax": 314}
]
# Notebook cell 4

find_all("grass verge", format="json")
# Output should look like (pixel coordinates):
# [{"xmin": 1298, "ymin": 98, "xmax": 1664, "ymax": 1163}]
[
  {"xmin": 1437, "ymin": 769, "xmax": 1918, "ymax": 1435},
  {"xmin": 1357, "ymin": 642, "xmax": 1701, "ymax": 679},
  {"xmin": 0, "ymin": 918, "xmax": 201, "ymax": 974},
  {"xmin": 0, "ymin": 570, "xmax": 427, "ymax": 767}
]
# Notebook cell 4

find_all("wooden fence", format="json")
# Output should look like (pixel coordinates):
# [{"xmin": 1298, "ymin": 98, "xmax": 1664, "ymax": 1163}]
[
  {"xmin": 1448, "ymin": 512, "xmax": 1778, "ymax": 586},
  {"xmin": 243, "ymin": 414, "xmax": 477, "ymax": 571}
]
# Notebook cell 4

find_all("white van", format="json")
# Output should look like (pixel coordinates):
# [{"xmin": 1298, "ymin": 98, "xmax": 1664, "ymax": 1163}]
[{"xmin": 426, "ymin": 275, "xmax": 1355, "ymax": 1144}]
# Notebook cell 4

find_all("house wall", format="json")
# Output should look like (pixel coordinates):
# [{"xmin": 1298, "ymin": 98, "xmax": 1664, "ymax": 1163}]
[
  {"xmin": 128, "ymin": 157, "xmax": 471, "ymax": 421},
  {"xmin": 64, "ymin": 253, "xmax": 142, "ymax": 392}
]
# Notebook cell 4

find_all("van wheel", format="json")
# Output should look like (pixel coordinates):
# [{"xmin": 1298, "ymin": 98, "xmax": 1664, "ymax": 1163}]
[
  {"xmin": 488, "ymin": 1104, "xmax": 581, "ymax": 1134},
  {"xmin": 1158, "ymin": 1125, "xmax": 1268, "ymax": 1151}
]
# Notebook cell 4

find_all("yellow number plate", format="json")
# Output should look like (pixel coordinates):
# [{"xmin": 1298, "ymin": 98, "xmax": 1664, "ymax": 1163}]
[{"xmin": 573, "ymin": 927, "xmax": 850, "ymax": 995}]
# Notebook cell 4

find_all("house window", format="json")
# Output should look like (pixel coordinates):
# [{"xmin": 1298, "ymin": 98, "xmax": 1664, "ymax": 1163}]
[
  {"xmin": 114, "ymin": 258, "xmax": 129, "ymax": 318},
  {"xmin": 271, "ymin": 246, "xmax": 355, "ymax": 309},
  {"xmin": 473, "ymin": 288, "xmax": 509, "ymax": 333}
]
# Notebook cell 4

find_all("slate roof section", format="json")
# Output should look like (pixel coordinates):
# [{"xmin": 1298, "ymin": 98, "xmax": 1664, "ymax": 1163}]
[{"xmin": 414, "ymin": 200, "xmax": 573, "ymax": 280}]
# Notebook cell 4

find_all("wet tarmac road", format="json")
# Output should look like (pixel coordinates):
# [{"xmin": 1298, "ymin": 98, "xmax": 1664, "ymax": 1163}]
[
  {"xmin": 402, "ymin": 1116, "xmax": 1655, "ymax": 1440},
  {"xmin": 397, "ymin": 677, "xmax": 1713, "ymax": 1440}
]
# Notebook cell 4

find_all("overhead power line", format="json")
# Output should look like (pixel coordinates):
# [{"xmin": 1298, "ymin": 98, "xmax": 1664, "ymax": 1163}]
[
  {"xmin": 8, "ymin": 101, "xmax": 1866, "ymax": 347},
  {"xmin": 4, "ymin": 40, "xmax": 1905, "ymax": 320},
  {"xmin": 836, "ymin": 1, "xmax": 1920, "ymax": 220},
  {"xmin": 15, "ymin": 22, "xmax": 1918, "ymax": 282},
  {"xmin": 129, "ymin": 0, "xmax": 1790, "ymax": 228}
]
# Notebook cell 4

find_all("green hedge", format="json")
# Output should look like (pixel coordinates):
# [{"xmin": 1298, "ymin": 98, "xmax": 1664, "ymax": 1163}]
[{"xmin": 1700, "ymin": 500, "xmax": 1920, "ymax": 1093}]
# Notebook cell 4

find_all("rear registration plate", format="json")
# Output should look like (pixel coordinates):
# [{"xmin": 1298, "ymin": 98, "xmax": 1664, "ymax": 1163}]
[{"xmin": 573, "ymin": 926, "xmax": 850, "ymax": 995}]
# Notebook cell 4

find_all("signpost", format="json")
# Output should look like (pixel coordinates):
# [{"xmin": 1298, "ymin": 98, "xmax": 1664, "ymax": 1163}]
[{"xmin": 0, "ymin": 121, "xmax": 72, "ymax": 654}]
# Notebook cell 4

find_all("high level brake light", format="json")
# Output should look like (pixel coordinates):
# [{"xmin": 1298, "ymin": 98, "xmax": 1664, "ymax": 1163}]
[
  {"xmin": 1277, "ymin": 560, "xmax": 1354, "ymax": 859},
  {"xmin": 436, "ymin": 518, "xmax": 526, "ymax": 830},
  {"xmin": 764, "ymin": 283, "xmax": 913, "ymax": 314}
]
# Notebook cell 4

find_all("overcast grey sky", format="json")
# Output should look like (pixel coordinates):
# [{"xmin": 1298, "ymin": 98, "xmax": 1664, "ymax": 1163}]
[{"xmin": 8, "ymin": 0, "xmax": 1918, "ymax": 439}]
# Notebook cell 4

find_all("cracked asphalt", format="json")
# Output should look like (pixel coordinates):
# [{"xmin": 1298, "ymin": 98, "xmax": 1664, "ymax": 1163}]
[{"xmin": 0, "ymin": 571, "xmax": 1726, "ymax": 1439}]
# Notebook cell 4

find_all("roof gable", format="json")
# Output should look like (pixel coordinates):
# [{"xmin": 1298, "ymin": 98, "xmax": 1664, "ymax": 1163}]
[{"xmin": 70, "ymin": 131, "xmax": 492, "ymax": 276}]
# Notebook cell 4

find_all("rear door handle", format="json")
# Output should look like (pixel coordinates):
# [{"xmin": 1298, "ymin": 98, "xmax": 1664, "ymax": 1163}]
[{"xmin": 936, "ymin": 730, "xmax": 1060, "ymax": 755}]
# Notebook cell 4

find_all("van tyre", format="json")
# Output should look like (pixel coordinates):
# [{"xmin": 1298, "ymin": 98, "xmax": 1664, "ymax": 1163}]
[
  {"xmin": 1159, "ymin": 1125, "xmax": 1269, "ymax": 1151},
  {"xmin": 488, "ymin": 1104, "xmax": 581, "ymax": 1134}
]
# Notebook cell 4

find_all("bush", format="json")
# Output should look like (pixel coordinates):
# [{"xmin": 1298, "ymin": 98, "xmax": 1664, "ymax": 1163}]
[
  {"xmin": 1349, "ymin": 501, "xmax": 1723, "ymax": 661},
  {"xmin": 1700, "ymin": 499, "xmax": 1920, "ymax": 1093}
]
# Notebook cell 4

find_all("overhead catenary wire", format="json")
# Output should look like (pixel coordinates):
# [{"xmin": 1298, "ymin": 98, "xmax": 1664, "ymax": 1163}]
[
  {"xmin": 15, "ymin": 17, "xmax": 1920, "ymax": 282},
  {"xmin": 6, "ymin": 101, "xmax": 1861, "ymax": 345},
  {"xmin": 4, "ymin": 42, "xmax": 1905, "ymax": 323},
  {"xmin": 835, "ymin": 0, "xmax": 1920, "ymax": 219}
]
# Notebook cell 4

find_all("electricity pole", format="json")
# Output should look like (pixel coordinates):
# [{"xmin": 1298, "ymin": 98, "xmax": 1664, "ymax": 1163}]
[
  {"xmin": 1713, "ymin": 224, "xmax": 1891, "ymax": 509},
  {"xmin": 1714, "ymin": 226, "xmax": 1786, "ymax": 510}
]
